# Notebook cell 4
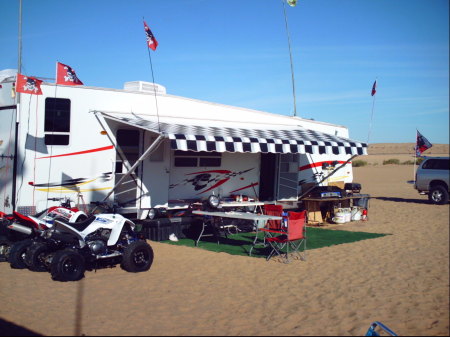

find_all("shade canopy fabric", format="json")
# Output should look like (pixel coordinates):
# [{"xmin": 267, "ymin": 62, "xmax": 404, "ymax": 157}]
[{"xmin": 99, "ymin": 111, "xmax": 367, "ymax": 156}]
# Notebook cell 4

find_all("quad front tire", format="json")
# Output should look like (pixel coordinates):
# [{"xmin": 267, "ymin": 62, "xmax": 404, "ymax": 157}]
[
  {"xmin": 121, "ymin": 240, "xmax": 154, "ymax": 273},
  {"xmin": 50, "ymin": 249, "xmax": 85, "ymax": 282}
]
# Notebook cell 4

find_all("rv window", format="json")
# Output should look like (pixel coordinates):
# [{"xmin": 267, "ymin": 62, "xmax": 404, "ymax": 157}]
[
  {"xmin": 44, "ymin": 134, "xmax": 69, "ymax": 146},
  {"xmin": 199, "ymin": 157, "xmax": 221, "ymax": 166},
  {"xmin": 174, "ymin": 157, "xmax": 198, "ymax": 167},
  {"xmin": 173, "ymin": 151, "xmax": 222, "ymax": 167},
  {"xmin": 44, "ymin": 98, "xmax": 71, "ymax": 145},
  {"xmin": 44, "ymin": 98, "xmax": 71, "ymax": 132}
]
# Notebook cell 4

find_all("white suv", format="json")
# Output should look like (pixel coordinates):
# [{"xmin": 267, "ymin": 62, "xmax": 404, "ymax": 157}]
[{"xmin": 414, "ymin": 157, "xmax": 449, "ymax": 205}]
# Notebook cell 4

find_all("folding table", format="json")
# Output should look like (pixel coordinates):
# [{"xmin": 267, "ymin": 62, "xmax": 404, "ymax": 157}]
[{"xmin": 192, "ymin": 210, "xmax": 282, "ymax": 255}]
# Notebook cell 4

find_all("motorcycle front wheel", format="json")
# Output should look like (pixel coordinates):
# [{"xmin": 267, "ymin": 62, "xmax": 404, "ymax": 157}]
[{"xmin": 121, "ymin": 240, "xmax": 154, "ymax": 273}]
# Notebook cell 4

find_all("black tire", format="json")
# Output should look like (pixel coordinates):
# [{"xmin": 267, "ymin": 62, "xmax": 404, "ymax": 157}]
[
  {"xmin": 0, "ymin": 235, "xmax": 12, "ymax": 262},
  {"xmin": 121, "ymin": 240, "xmax": 154, "ymax": 273},
  {"xmin": 8, "ymin": 239, "xmax": 34, "ymax": 269},
  {"xmin": 25, "ymin": 242, "xmax": 51, "ymax": 272},
  {"xmin": 50, "ymin": 249, "xmax": 85, "ymax": 282},
  {"xmin": 428, "ymin": 185, "xmax": 449, "ymax": 205}
]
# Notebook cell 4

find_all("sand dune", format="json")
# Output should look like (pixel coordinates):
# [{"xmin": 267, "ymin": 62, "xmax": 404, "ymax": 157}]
[{"xmin": 0, "ymin": 149, "xmax": 448, "ymax": 336}]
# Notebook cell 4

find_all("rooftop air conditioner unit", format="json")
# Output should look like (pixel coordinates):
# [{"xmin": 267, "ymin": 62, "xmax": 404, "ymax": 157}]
[{"xmin": 123, "ymin": 81, "xmax": 166, "ymax": 94}]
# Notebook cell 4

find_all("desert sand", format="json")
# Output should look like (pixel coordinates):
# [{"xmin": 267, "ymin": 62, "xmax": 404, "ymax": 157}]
[{"xmin": 0, "ymin": 145, "xmax": 449, "ymax": 336}]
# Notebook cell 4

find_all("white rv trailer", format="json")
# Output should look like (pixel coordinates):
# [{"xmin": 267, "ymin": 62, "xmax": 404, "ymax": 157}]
[{"xmin": 0, "ymin": 72, "xmax": 367, "ymax": 218}]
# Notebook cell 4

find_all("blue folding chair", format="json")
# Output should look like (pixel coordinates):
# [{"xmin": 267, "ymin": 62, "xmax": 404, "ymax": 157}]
[{"xmin": 365, "ymin": 321, "xmax": 397, "ymax": 336}]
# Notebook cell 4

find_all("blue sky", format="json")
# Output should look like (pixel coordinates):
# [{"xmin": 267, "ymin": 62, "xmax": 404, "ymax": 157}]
[{"xmin": 1, "ymin": 0, "xmax": 448, "ymax": 145}]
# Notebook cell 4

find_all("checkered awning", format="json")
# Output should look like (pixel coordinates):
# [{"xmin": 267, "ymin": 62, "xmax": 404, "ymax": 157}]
[{"xmin": 100, "ymin": 112, "xmax": 367, "ymax": 156}]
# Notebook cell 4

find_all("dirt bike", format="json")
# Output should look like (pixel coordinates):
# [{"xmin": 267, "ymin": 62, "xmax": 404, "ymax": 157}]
[
  {"xmin": 24, "ymin": 201, "xmax": 154, "ymax": 281},
  {"xmin": 1, "ymin": 198, "xmax": 87, "ymax": 267}
]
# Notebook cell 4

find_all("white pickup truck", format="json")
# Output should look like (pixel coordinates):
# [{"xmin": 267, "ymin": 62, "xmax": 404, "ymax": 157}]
[{"xmin": 414, "ymin": 157, "xmax": 449, "ymax": 204}]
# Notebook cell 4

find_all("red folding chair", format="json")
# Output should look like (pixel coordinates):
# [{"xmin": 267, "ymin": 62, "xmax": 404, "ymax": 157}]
[
  {"xmin": 249, "ymin": 204, "xmax": 284, "ymax": 256},
  {"xmin": 264, "ymin": 210, "xmax": 307, "ymax": 263},
  {"xmin": 262, "ymin": 204, "xmax": 284, "ymax": 233}
]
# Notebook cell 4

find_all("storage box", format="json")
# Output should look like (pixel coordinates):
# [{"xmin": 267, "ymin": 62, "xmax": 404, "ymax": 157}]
[{"xmin": 140, "ymin": 216, "xmax": 200, "ymax": 241}]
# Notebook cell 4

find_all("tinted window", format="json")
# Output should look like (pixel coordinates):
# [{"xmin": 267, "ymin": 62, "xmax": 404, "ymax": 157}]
[
  {"xmin": 174, "ymin": 151, "xmax": 221, "ymax": 167},
  {"xmin": 45, "ymin": 98, "xmax": 71, "ymax": 132},
  {"xmin": 422, "ymin": 159, "xmax": 450, "ymax": 170},
  {"xmin": 44, "ymin": 134, "xmax": 69, "ymax": 146}
]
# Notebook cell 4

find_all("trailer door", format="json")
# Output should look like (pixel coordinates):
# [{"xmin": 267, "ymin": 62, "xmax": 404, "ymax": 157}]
[{"xmin": 277, "ymin": 153, "xmax": 299, "ymax": 201}]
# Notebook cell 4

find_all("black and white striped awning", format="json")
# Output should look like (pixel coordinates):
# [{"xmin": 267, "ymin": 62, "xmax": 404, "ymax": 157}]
[{"xmin": 99, "ymin": 112, "xmax": 367, "ymax": 156}]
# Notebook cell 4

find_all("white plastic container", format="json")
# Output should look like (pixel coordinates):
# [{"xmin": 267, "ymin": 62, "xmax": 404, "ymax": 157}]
[
  {"xmin": 332, "ymin": 208, "xmax": 351, "ymax": 224},
  {"xmin": 351, "ymin": 207, "xmax": 362, "ymax": 221}
]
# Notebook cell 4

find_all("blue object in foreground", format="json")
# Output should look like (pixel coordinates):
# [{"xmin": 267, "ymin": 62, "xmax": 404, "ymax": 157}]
[{"xmin": 365, "ymin": 321, "xmax": 398, "ymax": 336}]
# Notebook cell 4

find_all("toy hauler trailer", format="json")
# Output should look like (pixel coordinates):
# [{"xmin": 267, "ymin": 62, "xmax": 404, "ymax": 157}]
[{"xmin": 0, "ymin": 72, "xmax": 367, "ymax": 218}]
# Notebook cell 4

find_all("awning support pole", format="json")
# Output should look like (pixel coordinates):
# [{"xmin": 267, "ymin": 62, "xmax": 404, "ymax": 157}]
[
  {"xmin": 100, "ymin": 134, "xmax": 165, "ymax": 204},
  {"xmin": 298, "ymin": 154, "xmax": 358, "ymax": 200}
]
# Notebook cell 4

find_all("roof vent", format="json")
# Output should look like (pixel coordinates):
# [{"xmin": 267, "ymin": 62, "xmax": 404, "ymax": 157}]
[{"xmin": 124, "ymin": 81, "xmax": 166, "ymax": 94}]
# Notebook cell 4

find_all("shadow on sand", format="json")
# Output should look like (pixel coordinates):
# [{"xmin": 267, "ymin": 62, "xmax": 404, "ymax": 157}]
[
  {"xmin": 373, "ymin": 196, "xmax": 429, "ymax": 204},
  {"xmin": 0, "ymin": 318, "xmax": 42, "ymax": 336}
]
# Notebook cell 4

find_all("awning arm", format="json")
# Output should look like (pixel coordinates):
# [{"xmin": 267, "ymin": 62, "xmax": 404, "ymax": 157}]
[
  {"xmin": 298, "ymin": 154, "xmax": 359, "ymax": 200},
  {"xmin": 100, "ymin": 134, "xmax": 165, "ymax": 204}
]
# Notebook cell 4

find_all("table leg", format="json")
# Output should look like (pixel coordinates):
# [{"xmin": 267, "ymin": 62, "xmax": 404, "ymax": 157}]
[{"xmin": 249, "ymin": 219, "xmax": 267, "ymax": 256}]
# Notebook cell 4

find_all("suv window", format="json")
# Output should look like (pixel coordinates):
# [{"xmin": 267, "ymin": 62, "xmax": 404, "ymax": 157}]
[{"xmin": 422, "ymin": 159, "xmax": 450, "ymax": 170}]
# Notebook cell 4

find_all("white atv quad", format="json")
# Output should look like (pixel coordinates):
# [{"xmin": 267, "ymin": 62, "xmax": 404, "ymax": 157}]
[{"xmin": 25, "ymin": 212, "xmax": 153, "ymax": 281}]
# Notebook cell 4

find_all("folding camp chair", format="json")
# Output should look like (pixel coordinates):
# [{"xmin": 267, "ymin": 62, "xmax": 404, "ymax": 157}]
[
  {"xmin": 365, "ymin": 321, "xmax": 397, "ymax": 336},
  {"xmin": 248, "ymin": 204, "xmax": 284, "ymax": 256},
  {"xmin": 262, "ymin": 204, "xmax": 284, "ymax": 232},
  {"xmin": 264, "ymin": 210, "xmax": 307, "ymax": 263}
]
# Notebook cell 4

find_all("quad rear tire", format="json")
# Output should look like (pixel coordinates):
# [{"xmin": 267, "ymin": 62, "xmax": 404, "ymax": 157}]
[
  {"xmin": 25, "ymin": 242, "xmax": 51, "ymax": 272},
  {"xmin": 121, "ymin": 240, "xmax": 154, "ymax": 273},
  {"xmin": 8, "ymin": 239, "xmax": 34, "ymax": 269},
  {"xmin": 50, "ymin": 249, "xmax": 85, "ymax": 282}
]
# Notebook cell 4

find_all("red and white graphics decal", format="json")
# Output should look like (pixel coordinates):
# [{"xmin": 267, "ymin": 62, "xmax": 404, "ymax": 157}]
[
  {"xmin": 169, "ymin": 168, "xmax": 256, "ymax": 195},
  {"xmin": 298, "ymin": 160, "xmax": 351, "ymax": 185}
]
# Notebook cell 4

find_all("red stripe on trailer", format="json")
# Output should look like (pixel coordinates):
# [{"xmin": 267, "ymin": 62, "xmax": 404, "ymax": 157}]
[{"xmin": 36, "ymin": 145, "xmax": 114, "ymax": 159}]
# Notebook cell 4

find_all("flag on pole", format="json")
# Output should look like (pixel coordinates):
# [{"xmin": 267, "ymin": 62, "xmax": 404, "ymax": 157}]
[
  {"xmin": 371, "ymin": 80, "xmax": 377, "ymax": 96},
  {"xmin": 15, "ymin": 73, "xmax": 43, "ymax": 95},
  {"xmin": 416, "ymin": 130, "xmax": 432, "ymax": 156},
  {"xmin": 56, "ymin": 62, "xmax": 83, "ymax": 85},
  {"xmin": 144, "ymin": 21, "xmax": 158, "ymax": 51},
  {"xmin": 287, "ymin": 0, "xmax": 298, "ymax": 6}
]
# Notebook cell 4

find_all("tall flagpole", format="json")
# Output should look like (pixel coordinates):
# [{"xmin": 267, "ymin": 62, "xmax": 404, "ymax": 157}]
[
  {"xmin": 367, "ymin": 78, "xmax": 377, "ymax": 144},
  {"xmin": 413, "ymin": 129, "xmax": 418, "ymax": 182},
  {"xmin": 143, "ymin": 18, "xmax": 161, "ymax": 133},
  {"xmin": 12, "ymin": 0, "xmax": 23, "ymax": 211},
  {"xmin": 281, "ymin": 0, "xmax": 297, "ymax": 117}
]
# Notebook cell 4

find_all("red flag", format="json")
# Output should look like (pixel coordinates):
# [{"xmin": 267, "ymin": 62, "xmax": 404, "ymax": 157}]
[
  {"xmin": 15, "ymin": 73, "xmax": 43, "ymax": 95},
  {"xmin": 371, "ymin": 80, "xmax": 377, "ymax": 96},
  {"xmin": 144, "ymin": 21, "xmax": 158, "ymax": 51},
  {"xmin": 56, "ymin": 62, "xmax": 83, "ymax": 85},
  {"xmin": 416, "ymin": 130, "xmax": 432, "ymax": 156}
]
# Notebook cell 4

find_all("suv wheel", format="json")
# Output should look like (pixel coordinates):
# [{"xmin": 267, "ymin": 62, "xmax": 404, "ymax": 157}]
[{"xmin": 428, "ymin": 185, "xmax": 449, "ymax": 205}]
